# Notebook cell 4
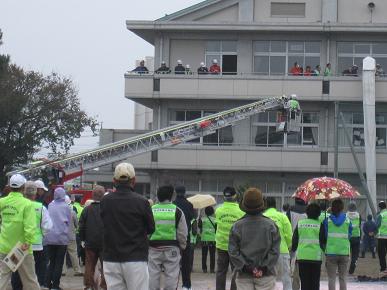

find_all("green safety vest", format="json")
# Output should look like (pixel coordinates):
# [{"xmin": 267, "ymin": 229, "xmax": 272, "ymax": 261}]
[
  {"xmin": 74, "ymin": 202, "xmax": 83, "ymax": 220},
  {"xmin": 201, "ymin": 215, "xmax": 216, "ymax": 242},
  {"xmin": 32, "ymin": 201, "xmax": 44, "ymax": 246},
  {"xmin": 290, "ymin": 99, "xmax": 299, "ymax": 110},
  {"xmin": 378, "ymin": 210, "xmax": 387, "ymax": 238},
  {"xmin": 264, "ymin": 208, "xmax": 292, "ymax": 254},
  {"xmin": 319, "ymin": 211, "xmax": 330, "ymax": 223},
  {"xmin": 150, "ymin": 203, "xmax": 177, "ymax": 241},
  {"xmin": 326, "ymin": 217, "xmax": 351, "ymax": 256},
  {"xmin": 190, "ymin": 219, "xmax": 197, "ymax": 244},
  {"xmin": 0, "ymin": 192, "xmax": 36, "ymax": 254},
  {"xmin": 347, "ymin": 212, "xmax": 360, "ymax": 238},
  {"xmin": 215, "ymin": 202, "xmax": 244, "ymax": 251},
  {"xmin": 297, "ymin": 219, "xmax": 322, "ymax": 261}
]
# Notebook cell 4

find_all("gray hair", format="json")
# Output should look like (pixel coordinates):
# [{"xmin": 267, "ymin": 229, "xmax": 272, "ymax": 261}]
[
  {"xmin": 92, "ymin": 185, "xmax": 105, "ymax": 201},
  {"xmin": 24, "ymin": 181, "xmax": 38, "ymax": 197}
]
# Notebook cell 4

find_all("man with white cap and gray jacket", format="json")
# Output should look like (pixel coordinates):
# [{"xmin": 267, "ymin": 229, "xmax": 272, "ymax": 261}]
[{"xmin": 101, "ymin": 162, "xmax": 155, "ymax": 290}]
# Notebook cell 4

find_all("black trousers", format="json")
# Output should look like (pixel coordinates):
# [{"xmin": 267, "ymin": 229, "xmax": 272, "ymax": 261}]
[
  {"xmin": 202, "ymin": 241, "xmax": 216, "ymax": 272},
  {"xmin": 45, "ymin": 245, "xmax": 67, "ymax": 289},
  {"xmin": 298, "ymin": 261, "xmax": 321, "ymax": 290},
  {"xmin": 181, "ymin": 243, "xmax": 192, "ymax": 288},
  {"xmin": 190, "ymin": 243, "xmax": 195, "ymax": 270},
  {"xmin": 378, "ymin": 238, "xmax": 387, "ymax": 271},
  {"xmin": 11, "ymin": 249, "xmax": 47, "ymax": 289},
  {"xmin": 350, "ymin": 237, "xmax": 360, "ymax": 269},
  {"xmin": 216, "ymin": 248, "xmax": 236, "ymax": 290}
]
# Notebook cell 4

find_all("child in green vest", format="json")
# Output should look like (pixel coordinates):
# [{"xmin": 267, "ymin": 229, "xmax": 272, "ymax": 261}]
[
  {"xmin": 199, "ymin": 206, "xmax": 216, "ymax": 273},
  {"xmin": 292, "ymin": 203, "xmax": 324, "ymax": 290}
]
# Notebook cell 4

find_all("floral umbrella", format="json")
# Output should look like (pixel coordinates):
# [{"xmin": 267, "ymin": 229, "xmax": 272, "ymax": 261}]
[{"xmin": 292, "ymin": 176, "xmax": 361, "ymax": 203}]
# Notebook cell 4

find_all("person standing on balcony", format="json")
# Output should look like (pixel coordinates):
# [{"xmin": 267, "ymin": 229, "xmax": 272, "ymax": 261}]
[
  {"xmin": 346, "ymin": 202, "xmax": 361, "ymax": 274},
  {"xmin": 209, "ymin": 59, "xmax": 221, "ymax": 74},
  {"xmin": 173, "ymin": 185, "xmax": 194, "ymax": 290},
  {"xmin": 197, "ymin": 62, "xmax": 209, "ymax": 74},
  {"xmin": 215, "ymin": 187, "xmax": 244, "ymax": 290},
  {"xmin": 324, "ymin": 63, "xmax": 332, "ymax": 76},
  {"xmin": 290, "ymin": 62, "xmax": 302, "ymax": 76},
  {"xmin": 303, "ymin": 66, "xmax": 312, "ymax": 76},
  {"xmin": 263, "ymin": 197, "xmax": 292, "ymax": 290},
  {"xmin": 174, "ymin": 59, "xmax": 185, "ymax": 74},
  {"xmin": 155, "ymin": 61, "xmax": 171, "ymax": 74},
  {"xmin": 185, "ymin": 64, "xmax": 193, "ymax": 75},
  {"xmin": 132, "ymin": 60, "xmax": 149, "ymax": 74},
  {"xmin": 313, "ymin": 65, "xmax": 321, "ymax": 76}
]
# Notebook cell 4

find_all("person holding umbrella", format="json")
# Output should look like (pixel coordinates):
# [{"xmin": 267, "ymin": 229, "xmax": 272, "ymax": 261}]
[{"xmin": 323, "ymin": 199, "xmax": 352, "ymax": 290}]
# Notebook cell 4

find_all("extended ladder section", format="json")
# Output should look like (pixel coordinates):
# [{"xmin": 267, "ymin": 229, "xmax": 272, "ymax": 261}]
[{"xmin": 9, "ymin": 96, "xmax": 296, "ymax": 178}]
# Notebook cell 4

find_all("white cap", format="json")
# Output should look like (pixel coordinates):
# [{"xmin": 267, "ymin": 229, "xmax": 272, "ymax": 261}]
[
  {"xmin": 114, "ymin": 162, "xmax": 135, "ymax": 181},
  {"xmin": 212, "ymin": 59, "xmax": 218, "ymax": 64},
  {"xmin": 10, "ymin": 174, "xmax": 27, "ymax": 188},
  {"xmin": 177, "ymin": 60, "xmax": 182, "ymax": 64},
  {"xmin": 35, "ymin": 180, "xmax": 48, "ymax": 191},
  {"xmin": 185, "ymin": 64, "xmax": 190, "ymax": 69},
  {"xmin": 200, "ymin": 62, "xmax": 205, "ymax": 67},
  {"xmin": 161, "ymin": 61, "xmax": 166, "ymax": 65},
  {"xmin": 290, "ymin": 94, "xmax": 298, "ymax": 100}
]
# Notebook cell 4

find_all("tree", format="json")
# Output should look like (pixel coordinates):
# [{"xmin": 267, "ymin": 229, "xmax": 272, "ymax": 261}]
[{"xmin": 0, "ymin": 30, "xmax": 98, "ymax": 187}]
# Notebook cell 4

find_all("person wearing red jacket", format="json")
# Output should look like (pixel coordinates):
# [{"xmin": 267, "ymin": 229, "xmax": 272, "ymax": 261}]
[{"xmin": 209, "ymin": 59, "xmax": 221, "ymax": 74}]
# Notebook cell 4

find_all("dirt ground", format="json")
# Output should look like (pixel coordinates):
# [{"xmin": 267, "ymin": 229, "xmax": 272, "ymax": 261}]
[{"xmin": 56, "ymin": 249, "xmax": 386, "ymax": 290}]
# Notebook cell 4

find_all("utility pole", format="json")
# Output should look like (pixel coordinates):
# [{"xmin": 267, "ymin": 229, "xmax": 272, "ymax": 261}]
[{"xmin": 334, "ymin": 102, "xmax": 339, "ymax": 178}]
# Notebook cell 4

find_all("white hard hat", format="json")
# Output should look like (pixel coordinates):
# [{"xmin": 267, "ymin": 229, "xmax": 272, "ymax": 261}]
[
  {"xmin": 200, "ymin": 62, "xmax": 205, "ymax": 67},
  {"xmin": 161, "ymin": 61, "xmax": 166, "ymax": 65},
  {"xmin": 212, "ymin": 59, "xmax": 218, "ymax": 64},
  {"xmin": 185, "ymin": 64, "xmax": 190, "ymax": 69},
  {"xmin": 177, "ymin": 60, "xmax": 182, "ymax": 65},
  {"xmin": 290, "ymin": 94, "xmax": 298, "ymax": 100}
]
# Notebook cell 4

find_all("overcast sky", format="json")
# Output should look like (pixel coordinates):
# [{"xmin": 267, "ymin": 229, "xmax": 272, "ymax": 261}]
[{"xmin": 0, "ymin": 0, "xmax": 201, "ymax": 152}]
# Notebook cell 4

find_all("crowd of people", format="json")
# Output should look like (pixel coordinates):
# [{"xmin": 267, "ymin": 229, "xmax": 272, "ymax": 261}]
[
  {"xmin": 1, "ymin": 162, "xmax": 387, "ymax": 290},
  {"xmin": 132, "ymin": 59, "xmax": 386, "ymax": 77}
]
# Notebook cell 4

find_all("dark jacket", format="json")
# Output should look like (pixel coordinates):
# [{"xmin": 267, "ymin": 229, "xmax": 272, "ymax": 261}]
[
  {"xmin": 174, "ymin": 64, "xmax": 185, "ymax": 74},
  {"xmin": 174, "ymin": 196, "xmax": 194, "ymax": 240},
  {"xmin": 363, "ymin": 220, "xmax": 377, "ymax": 237},
  {"xmin": 79, "ymin": 201, "xmax": 103, "ymax": 250},
  {"xmin": 100, "ymin": 185, "xmax": 155, "ymax": 262},
  {"xmin": 229, "ymin": 213, "xmax": 280, "ymax": 276}
]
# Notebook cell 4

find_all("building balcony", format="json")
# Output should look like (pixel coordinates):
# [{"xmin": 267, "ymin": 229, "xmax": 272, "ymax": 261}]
[
  {"xmin": 125, "ymin": 72, "xmax": 387, "ymax": 105},
  {"xmin": 117, "ymin": 143, "xmax": 387, "ymax": 174}
]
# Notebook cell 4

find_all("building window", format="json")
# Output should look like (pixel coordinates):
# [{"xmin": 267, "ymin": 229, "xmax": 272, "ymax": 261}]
[
  {"xmin": 253, "ymin": 41, "xmax": 321, "ymax": 75},
  {"xmin": 252, "ymin": 111, "xmax": 319, "ymax": 147},
  {"xmin": 169, "ymin": 109, "xmax": 233, "ymax": 146},
  {"xmin": 339, "ymin": 112, "xmax": 387, "ymax": 148},
  {"xmin": 205, "ymin": 41, "xmax": 237, "ymax": 75},
  {"xmin": 337, "ymin": 42, "xmax": 387, "ymax": 75},
  {"xmin": 271, "ymin": 2, "xmax": 306, "ymax": 18}
]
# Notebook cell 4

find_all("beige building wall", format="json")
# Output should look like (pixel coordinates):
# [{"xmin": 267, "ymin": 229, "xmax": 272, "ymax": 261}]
[
  {"xmin": 338, "ymin": 0, "xmax": 387, "ymax": 24},
  {"xmin": 169, "ymin": 39, "xmax": 206, "ymax": 69}
]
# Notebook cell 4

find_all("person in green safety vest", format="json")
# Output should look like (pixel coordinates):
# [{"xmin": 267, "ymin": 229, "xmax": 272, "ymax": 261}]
[
  {"xmin": 189, "ymin": 218, "xmax": 198, "ymax": 271},
  {"xmin": 263, "ymin": 197, "xmax": 292, "ymax": 290},
  {"xmin": 376, "ymin": 200, "xmax": 387, "ymax": 276},
  {"xmin": 72, "ymin": 195, "xmax": 85, "ymax": 266},
  {"xmin": 11, "ymin": 181, "xmax": 53, "ymax": 289},
  {"xmin": 0, "ymin": 174, "xmax": 41, "ymax": 290},
  {"xmin": 215, "ymin": 186, "xmax": 244, "ymax": 290},
  {"xmin": 148, "ymin": 185, "xmax": 188, "ymax": 290},
  {"xmin": 318, "ymin": 203, "xmax": 330, "ymax": 224},
  {"xmin": 292, "ymin": 203, "xmax": 325, "ymax": 290},
  {"xmin": 323, "ymin": 199, "xmax": 352, "ymax": 290},
  {"xmin": 199, "ymin": 206, "xmax": 216, "ymax": 273},
  {"xmin": 346, "ymin": 202, "xmax": 362, "ymax": 274}
]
